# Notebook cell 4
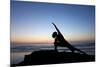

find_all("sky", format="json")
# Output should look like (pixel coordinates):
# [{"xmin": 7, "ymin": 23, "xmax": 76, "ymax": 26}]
[{"xmin": 11, "ymin": 1, "xmax": 95, "ymax": 44}]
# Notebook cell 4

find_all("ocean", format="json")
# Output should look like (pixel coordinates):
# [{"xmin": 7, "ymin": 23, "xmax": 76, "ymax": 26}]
[{"xmin": 11, "ymin": 43, "xmax": 95, "ymax": 64}]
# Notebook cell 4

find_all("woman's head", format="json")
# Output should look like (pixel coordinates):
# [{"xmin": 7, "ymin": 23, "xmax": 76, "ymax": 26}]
[{"xmin": 52, "ymin": 32, "xmax": 57, "ymax": 38}]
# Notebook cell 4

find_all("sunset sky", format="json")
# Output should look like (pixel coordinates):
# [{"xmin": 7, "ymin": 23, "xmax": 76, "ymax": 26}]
[{"xmin": 11, "ymin": 1, "xmax": 95, "ymax": 44}]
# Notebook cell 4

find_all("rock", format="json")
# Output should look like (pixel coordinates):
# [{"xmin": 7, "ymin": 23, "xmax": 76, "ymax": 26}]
[{"xmin": 11, "ymin": 50, "xmax": 95, "ymax": 67}]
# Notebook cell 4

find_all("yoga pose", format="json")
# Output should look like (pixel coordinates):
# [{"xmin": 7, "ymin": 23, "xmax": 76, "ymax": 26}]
[{"xmin": 52, "ymin": 23, "xmax": 87, "ymax": 54}]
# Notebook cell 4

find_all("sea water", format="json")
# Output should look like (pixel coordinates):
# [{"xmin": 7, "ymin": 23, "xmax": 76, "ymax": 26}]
[{"xmin": 11, "ymin": 43, "xmax": 95, "ymax": 64}]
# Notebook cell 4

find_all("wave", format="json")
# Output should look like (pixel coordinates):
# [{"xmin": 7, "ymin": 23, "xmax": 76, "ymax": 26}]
[{"xmin": 11, "ymin": 43, "xmax": 95, "ymax": 55}]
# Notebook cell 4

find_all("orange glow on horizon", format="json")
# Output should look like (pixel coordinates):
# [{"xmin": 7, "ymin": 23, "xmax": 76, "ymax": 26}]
[
  {"xmin": 64, "ymin": 33, "xmax": 95, "ymax": 42},
  {"xmin": 11, "ymin": 33, "xmax": 95, "ymax": 44},
  {"xmin": 11, "ymin": 35, "xmax": 54, "ymax": 44}
]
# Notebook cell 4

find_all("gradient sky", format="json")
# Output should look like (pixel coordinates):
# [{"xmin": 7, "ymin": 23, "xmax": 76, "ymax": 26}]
[{"xmin": 11, "ymin": 1, "xmax": 95, "ymax": 44}]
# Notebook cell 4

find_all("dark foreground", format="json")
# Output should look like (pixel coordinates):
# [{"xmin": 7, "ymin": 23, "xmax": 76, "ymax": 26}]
[{"xmin": 11, "ymin": 50, "xmax": 95, "ymax": 67}]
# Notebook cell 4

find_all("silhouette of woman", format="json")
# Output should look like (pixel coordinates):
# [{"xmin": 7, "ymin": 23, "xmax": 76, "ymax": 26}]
[
  {"xmin": 52, "ymin": 31, "xmax": 59, "ymax": 51},
  {"xmin": 52, "ymin": 23, "xmax": 87, "ymax": 54}
]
